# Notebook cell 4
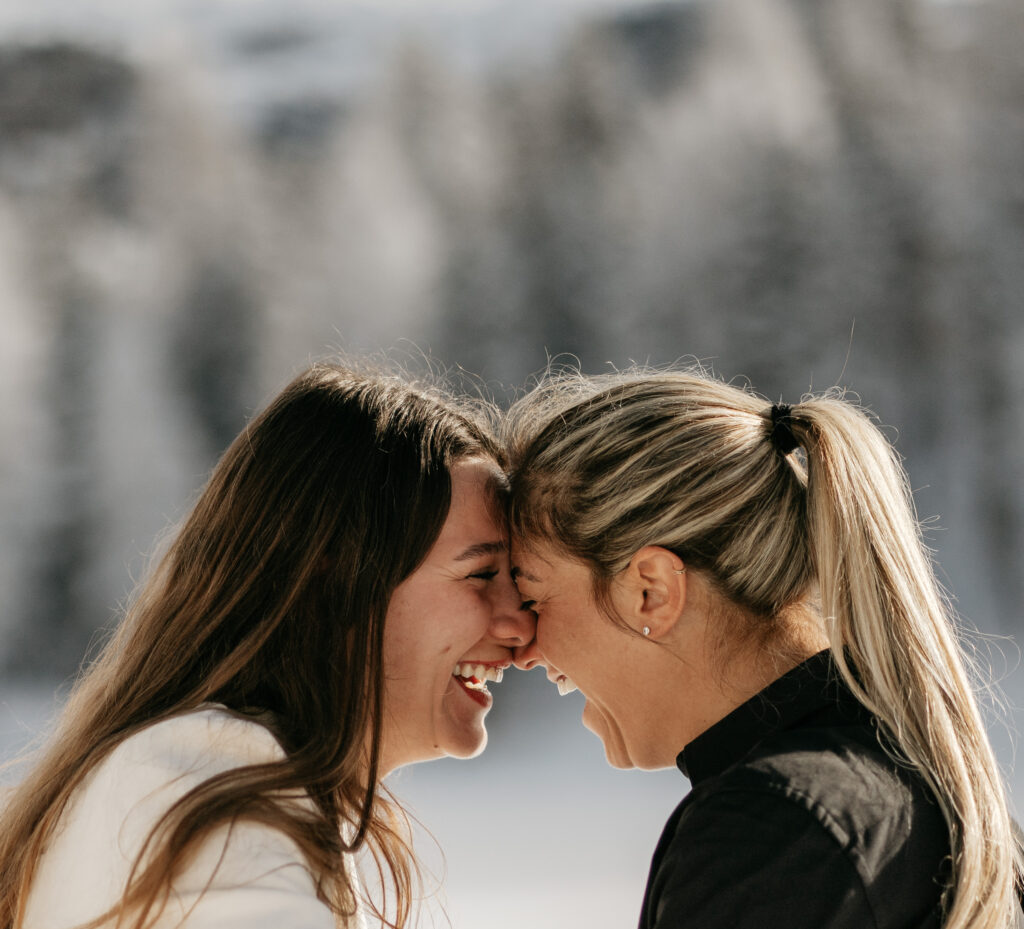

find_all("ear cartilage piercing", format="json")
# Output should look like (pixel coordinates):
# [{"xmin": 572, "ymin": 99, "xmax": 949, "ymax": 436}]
[
  {"xmin": 642, "ymin": 626, "xmax": 651, "ymax": 636},
  {"xmin": 674, "ymin": 567, "xmax": 686, "ymax": 574}
]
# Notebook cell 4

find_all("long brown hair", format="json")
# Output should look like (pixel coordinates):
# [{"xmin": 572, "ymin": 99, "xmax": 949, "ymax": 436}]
[
  {"xmin": 0, "ymin": 362, "xmax": 502, "ymax": 929},
  {"xmin": 504, "ymin": 366, "xmax": 1022, "ymax": 929}
]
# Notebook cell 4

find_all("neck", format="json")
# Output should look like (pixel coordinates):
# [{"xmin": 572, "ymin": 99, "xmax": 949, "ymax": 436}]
[{"xmin": 649, "ymin": 595, "xmax": 828, "ymax": 766}]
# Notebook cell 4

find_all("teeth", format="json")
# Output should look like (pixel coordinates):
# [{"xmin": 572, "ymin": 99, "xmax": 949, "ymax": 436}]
[
  {"xmin": 452, "ymin": 663, "xmax": 506, "ymax": 685},
  {"xmin": 556, "ymin": 676, "xmax": 578, "ymax": 696}
]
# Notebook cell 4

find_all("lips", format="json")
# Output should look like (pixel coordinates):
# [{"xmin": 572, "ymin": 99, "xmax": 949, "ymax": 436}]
[{"xmin": 453, "ymin": 675, "xmax": 491, "ymax": 707}]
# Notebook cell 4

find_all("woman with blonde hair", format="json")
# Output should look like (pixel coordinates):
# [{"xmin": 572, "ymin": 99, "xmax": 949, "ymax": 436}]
[
  {"xmin": 505, "ymin": 368, "xmax": 1022, "ymax": 929},
  {"xmin": 0, "ymin": 362, "xmax": 534, "ymax": 929}
]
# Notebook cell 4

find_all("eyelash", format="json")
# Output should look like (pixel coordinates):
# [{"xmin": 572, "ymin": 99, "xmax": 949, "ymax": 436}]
[
  {"xmin": 469, "ymin": 570, "xmax": 498, "ymax": 581},
  {"xmin": 521, "ymin": 599, "xmax": 537, "ymax": 612}
]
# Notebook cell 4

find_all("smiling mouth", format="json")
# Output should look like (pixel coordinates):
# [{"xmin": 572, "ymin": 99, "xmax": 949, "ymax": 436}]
[{"xmin": 452, "ymin": 662, "xmax": 505, "ymax": 692}]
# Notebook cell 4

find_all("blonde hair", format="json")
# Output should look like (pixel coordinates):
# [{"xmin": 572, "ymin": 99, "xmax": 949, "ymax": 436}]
[
  {"xmin": 504, "ymin": 366, "xmax": 1022, "ymax": 929},
  {"xmin": 0, "ymin": 363, "xmax": 503, "ymax": 929}
]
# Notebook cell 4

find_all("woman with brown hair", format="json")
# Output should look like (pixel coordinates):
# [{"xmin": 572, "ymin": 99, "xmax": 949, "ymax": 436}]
[
  {"xmin": 0, "ymin": 362, "xmax": 534, "ymax": 929},
  {"xmin": 505, "ymin": 367, "xmax": 1022, "ymax": 929}
]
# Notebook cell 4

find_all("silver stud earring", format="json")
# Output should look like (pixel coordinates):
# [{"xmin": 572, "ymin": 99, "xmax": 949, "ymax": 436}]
[{"xmin": 642, "ymin": 626, "xmax": 651, "ymax": 636}]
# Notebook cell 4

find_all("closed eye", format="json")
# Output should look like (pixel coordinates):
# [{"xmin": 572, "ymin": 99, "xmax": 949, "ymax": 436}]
[
  {"xmin": 469, "ymin": 570, "xmax": 499, "ymax": 580},
  {"xmin": 520, "ymin": 599, "xmax": 537, "ymax": 611}
]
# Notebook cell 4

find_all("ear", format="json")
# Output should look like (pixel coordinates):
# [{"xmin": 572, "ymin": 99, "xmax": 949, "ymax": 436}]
[{"xmin": 611, "ymin": 546, "xmax": 687, "ymax": 639}]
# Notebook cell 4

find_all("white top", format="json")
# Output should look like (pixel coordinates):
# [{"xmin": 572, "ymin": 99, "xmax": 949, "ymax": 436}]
[{"xmin": 23, "ymin": 707, "xmax": 365, "ymax": 929}]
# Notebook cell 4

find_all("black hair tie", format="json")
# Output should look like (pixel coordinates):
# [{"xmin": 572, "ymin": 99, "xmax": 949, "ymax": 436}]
[{"xmin": 768, "ymin": 404, "xmax": 800, "ymax": 455}]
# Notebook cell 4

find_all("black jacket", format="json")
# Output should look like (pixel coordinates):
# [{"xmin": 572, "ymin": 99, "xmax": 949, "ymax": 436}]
[{"xmin": 638, "ymin": 651, "xmax": 950, "ymax": 929}]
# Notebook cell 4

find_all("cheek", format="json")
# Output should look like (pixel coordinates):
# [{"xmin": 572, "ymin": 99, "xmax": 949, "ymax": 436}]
[
  {"xmin": 467, "ymin": 587, "xmax": 499, "ymax": 631},
  {"xmin": 539, "ymin": 607, "xmax": 623, "ymax": 676},
  {"xmin": 535, "ymin": 609, "xmax": 580, "ymax": 660},
  {"xmin": 430, "ymin": 589, "xmax": 492, "ymax": 655}
]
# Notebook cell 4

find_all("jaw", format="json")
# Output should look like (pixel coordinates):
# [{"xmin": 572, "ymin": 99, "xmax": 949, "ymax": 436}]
[
  {"xmin": 437, "ymin": 674, "xmax": 491, "ymax": 759},
  {"xmin": 379, "ymin": 671, "xmax": 489, "ymax": 773}
]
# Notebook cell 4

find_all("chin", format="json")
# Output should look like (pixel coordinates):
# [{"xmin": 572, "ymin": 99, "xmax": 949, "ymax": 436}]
[
  {"xmin": 584, "ymin": 705, "xmax": 635, "ymax": 769},
  {"xmin": 442, "ymin": 728, "xmax": 488, "ymax": 760},
  {"xmin": 601, "ymin": 743, "xmax": 636, "ymax": 769}
]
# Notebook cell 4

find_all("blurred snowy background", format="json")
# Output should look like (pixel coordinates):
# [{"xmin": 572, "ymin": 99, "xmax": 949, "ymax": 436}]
[{"xmin": 0, "ymin": 0, "xmax": 1022, "ymax": 926}]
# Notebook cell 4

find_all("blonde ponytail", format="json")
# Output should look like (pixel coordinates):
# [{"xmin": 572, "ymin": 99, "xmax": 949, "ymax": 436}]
[
  {"xmin": 505, "ymin": 367, "xmax": 1023, "ymax": 929},
  {"xmin": 791, "ymin": 396, "xmax": 1021, "ymax": 929}
]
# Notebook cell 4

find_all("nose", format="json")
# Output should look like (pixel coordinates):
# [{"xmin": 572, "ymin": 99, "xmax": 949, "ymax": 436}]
[{"xmin": 489, "ymin": 575, "xmax": 536, "ymax": 648}]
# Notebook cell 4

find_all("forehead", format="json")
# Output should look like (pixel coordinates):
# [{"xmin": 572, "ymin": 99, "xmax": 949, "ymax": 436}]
[{"xmin": 433, "ymin": 458, "xmax": 507, "ymax": 553}]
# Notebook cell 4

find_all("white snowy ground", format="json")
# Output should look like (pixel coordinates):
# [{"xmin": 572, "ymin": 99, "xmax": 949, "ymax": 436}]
[{"xmin": 2, "ymin": 663, "xmax": 1021, "ymax": 929}]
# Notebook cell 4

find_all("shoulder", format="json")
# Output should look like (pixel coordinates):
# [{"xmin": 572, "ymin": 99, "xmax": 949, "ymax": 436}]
[
  {"xmin": 734, "ymin": 726, "xmax": 926, "ymax": 837},
  {"xmin": 55, "ymin": 706, "xmax": 286, "ymax": 831},
  {"xmin": 738, "ymin": 725, "xmax": 950, "ymax": 886},
  {"xmin": 112, "ymin": 705, "xmax": 288, "ymax": 773},
  {"xmin": 643, "ymin": 730, "xmax": 947, "ymax": 929},
  {"xmin": 644, "ymin": 771, "xmax": 877, "ymax": 929},
  {"xmin": 23, "ymin": 707, "xmax": 338, "ymax": 929},
  {"xmin": 84, "ymin": 706, "xmax": 288, "ymax": 839},
  {"xmin": 95, "ymin": 705, "xmax": 295, "ymax": 852}
]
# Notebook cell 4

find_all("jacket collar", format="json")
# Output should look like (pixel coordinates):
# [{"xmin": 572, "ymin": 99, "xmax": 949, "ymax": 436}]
[{"xmin": 677, "ymin": 649, "xmax": 866, "ymax": 785}]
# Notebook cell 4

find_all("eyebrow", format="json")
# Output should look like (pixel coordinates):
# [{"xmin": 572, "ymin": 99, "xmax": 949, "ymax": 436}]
[
  {"xmin": 511, "ymin": 566, "xmax": 542, "ymax": 584},
  {"xmin": 454, "ymin": 541, "xmax": 507, "ymax": 562}
]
